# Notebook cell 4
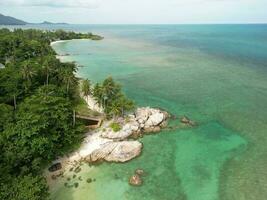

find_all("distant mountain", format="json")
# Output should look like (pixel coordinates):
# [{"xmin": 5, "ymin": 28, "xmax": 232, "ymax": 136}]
[
  {"xmin": 0, "ymin": 13, "xmax": 69, "ymax": 26},
  {"xmin": 40, "ymin": 21, "xmax": 69, "ymax": 25},
  {"xmin": 0, "ymin": 13, "xmax": 27, "ymax": 25}
]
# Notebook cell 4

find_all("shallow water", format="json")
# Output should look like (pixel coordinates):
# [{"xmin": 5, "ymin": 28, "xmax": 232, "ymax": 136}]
[{"xmin": 50, "ymin": 24, "xmax": 267, "ymax": 200}]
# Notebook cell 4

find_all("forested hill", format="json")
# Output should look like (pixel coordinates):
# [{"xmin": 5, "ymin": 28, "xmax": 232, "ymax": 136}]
[
  {"xmin": 0, "ymin": 13, "xmax": 27, "ymax": 25},
  {"xmin": 0, "ymin": 29, "xmax": 102, "ymax": 200}
]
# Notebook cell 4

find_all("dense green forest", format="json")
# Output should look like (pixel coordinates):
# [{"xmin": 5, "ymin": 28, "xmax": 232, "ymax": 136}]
[{"xmin": 0, "ymin": 28, "xmax": 128, "ymax": 199}]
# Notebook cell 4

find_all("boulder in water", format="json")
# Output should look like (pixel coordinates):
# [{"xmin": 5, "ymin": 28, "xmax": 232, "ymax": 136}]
[
  {"xmin": 135, "ymin": 169, "xmax": 144, "ymax": 176},
  {"xmin": 180, "ymin": 116, "xmax": 196, "ymax": 126},
  {"xmin": 129, "ymin": 174, "xmax": 142, "ymax": 186}
]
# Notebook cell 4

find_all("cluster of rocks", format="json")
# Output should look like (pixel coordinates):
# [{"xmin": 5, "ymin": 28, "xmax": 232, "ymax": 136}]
[
  {"xmin": 101, "ymin": 107, "xmax": 169, "ymax": 140},
  {"xmin": 129, "ymin": 169, "xmax": 145, "ymax": 186},
  {"xmin": 47, "ymin": 107, "xmax": 169, "ymax": 176},
  {"xmin": 86, "ymin": 107, "xmax": 169, "ymax": 163}
]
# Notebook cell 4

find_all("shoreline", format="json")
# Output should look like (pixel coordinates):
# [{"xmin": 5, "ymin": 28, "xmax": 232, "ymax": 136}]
[
  {"xmin": 46, "ymin": 39, "xmax": 170, "ymax": 186},
  {"xmin": 50, "ymin": 40, "xmax": 68, "ymax": 46},
  {"xmin": 45, "ymin": 105, "xmax": 170, "ymax": 184},
  {"xmin": 50, "ymin": 38, "xmax": 95, "ymax": 46}
]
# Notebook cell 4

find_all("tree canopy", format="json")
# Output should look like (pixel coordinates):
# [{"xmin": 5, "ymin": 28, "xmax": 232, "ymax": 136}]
[
  {"xmin": 92, "ymin": 76, "xmax": 135, "ymax": 117},
  {"xmin": 0, "ymin": 28, "xmax": 101, "ymax": 199}
]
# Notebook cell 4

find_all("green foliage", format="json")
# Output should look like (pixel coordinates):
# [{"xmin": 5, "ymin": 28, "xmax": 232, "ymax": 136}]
[
  {"xmin": 110, "ymin": 122, "xmax": 122, "ymax": 132},
  {"xmin": 0, "ymin": 104, "xmax": 14, "ymax": 132},
  {"xmin": 92, "ymin": 76, "xmax": 135, "ymax": 118},
  {"xmin": 81, "ymin": 79, "xmax": 91, "ymax": 97},
  {"xmin": 0, "ymin": 174, "xmax": 49, "ymax": 200},
  {"xmin": 0, "ymin": 28, "xmax": 100, "ymax": 199}
]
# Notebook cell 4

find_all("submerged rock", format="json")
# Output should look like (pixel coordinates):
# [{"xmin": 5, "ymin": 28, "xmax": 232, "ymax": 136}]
[
  {"xmin": 180, "ymin": 116, "xmax": 196, "ymax": 126},
  {"xmin": 135, "ymin": 169, "xmax": 144, "ymax": 176},
  {"xmin": 129, "ymin": 174, "xmax": 142, "ymax": 186},
  {"xmin": 180, "ymin": 116, "xmax": 190, "ymax": 124}
]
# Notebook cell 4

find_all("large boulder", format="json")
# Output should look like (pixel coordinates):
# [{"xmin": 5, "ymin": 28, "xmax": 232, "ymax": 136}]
[
  {"xmin": 135, "ymin": 107, "xmax": 151, "ymax": 123},
  {"xmin": 145, "ymin": 112, "xmax": 164, "ymax": 127},
  {"xmin": 89, "ymin": 141, "xmax": 142, "ymax": 163},
  {"xmin": 105, "ymin": 141, "xmax": 142, "ymax": 162}
]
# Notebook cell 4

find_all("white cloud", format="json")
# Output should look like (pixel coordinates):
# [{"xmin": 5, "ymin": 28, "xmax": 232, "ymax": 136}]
[
  {"xmin": 0, "ymin": 0, "xmax": 100, "ymax": 8},
  {"xmin": 1, "ymin": 0, "xmax": 267, "ymax": 23}
]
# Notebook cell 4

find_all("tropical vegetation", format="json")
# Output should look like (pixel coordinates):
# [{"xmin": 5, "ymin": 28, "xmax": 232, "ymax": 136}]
[
  {"xmin": 92, "ymin": 76, "xmax": 135, "ymax": 118},
  {"xmin": 0, "ymin": 28, "xmax": 133, "ymax": 199},
  {"xmin": 0, "ymin": 28, "xmax": 102, "ymax": 199}
]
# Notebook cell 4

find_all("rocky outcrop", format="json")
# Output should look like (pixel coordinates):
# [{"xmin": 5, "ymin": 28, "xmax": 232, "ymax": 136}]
[
  {"xmin": 101, "ymin": 107, "xmax": 169, "ymax": 140},
  {"xmin": 101, "ymin": 123, "xmax": 137, "ymax": 140},
  {"xmin": 89, "ymin": 141, "xmax": 142, "ymax": 163},
  {"xmin": 47, "ymin": 107, "xmax": 169, "ymax": 175}
]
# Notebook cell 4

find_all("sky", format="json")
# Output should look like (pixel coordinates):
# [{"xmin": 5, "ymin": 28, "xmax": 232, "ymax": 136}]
[{"xmin": 0, "ymin": 0, "xmax": 267, "ymax": 24}]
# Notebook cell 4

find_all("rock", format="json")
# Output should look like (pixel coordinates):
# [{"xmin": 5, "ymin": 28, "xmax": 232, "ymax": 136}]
[
  {"xmin": 145, "ymin": 112, "xmax": 164, "ymax": 127},
  {"xmin": 101, "ymin": 126, "xmax": 133, "ymax": 140},
  {"xmin": 89, "ymin": 141, "xmax": 142, "ymax": 163},
  {"xmin": 86, "ymin": 178, "xmax": 92, "ymax": 183},
  {"xmin": 105, "ymin": 141, "xmax": 142, "ymax": 162},
  {"xmin": 152, "ymin": 126, "xmax": 161, "ymax": 132},
  {"xmin": 48, "ymin": 162, "xmax": 62, "ymax": 172},
  {"xmin": 144, "ymin": 126, "xmax": 161, "ymax": 133},
  {"xmin": 135, "ymin": 107, "xmax": 151, "ymax": 122},
  {"xmin": 180, "ymin": 116, "xmax": 197, "ymax": 126},
  {"xmin": 129, "ymin": 174, "xmax": 142, "ymax": 186},
  {"xmin": 135, "ymin": 169, "xmax": 144, "ymax": 176},
  {"xmin": 160, "ymin": 120, "xmax": 168, "ymax": 128},
  {"xmin": 180, "ymin": 116, "xmax": 191, "ymax": 124},
  {"xmin": 189, "ymin": 120, "xmax": 197, "ymax": 126}
]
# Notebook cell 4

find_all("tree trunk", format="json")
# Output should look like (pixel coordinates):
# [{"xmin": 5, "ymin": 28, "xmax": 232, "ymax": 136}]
[
  {"xmin": 67, "ymin": 80, "xmax": 70, "ymax": 94},
  {"xmin": 46, "ymin": 72, "xmax": 49, "ymax": 86},
  {"xmin": 13, "ymin": 95, "xmax": 16, "ymax": 110},
  {"xmin": 73, "ymin": 110, "xmax": 76, "ymax": 127}
]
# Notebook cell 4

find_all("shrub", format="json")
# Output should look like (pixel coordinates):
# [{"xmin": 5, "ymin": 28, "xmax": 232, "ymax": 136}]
[{"xmin": 110, "ymin": 122, "xmax": 122, "ymax": 132}]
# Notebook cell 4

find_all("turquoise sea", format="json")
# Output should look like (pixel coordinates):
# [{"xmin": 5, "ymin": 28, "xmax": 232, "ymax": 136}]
[{"xmin": 10, "ymin": 24, "xmax": 267, "ymax": 200}]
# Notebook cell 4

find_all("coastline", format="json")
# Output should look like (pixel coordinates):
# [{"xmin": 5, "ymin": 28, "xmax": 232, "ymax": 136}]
[
  {"xmin": 50, "ymin": 40, "xmax": 67, "ymax": 46},
  {"xmin": 46, "ymin": 39, "xmax": 170, "ymax": 188}
]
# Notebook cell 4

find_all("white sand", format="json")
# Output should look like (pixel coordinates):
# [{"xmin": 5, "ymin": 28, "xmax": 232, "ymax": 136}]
[{"xmin": 50, "ymin": 40, "xmax": 68, "ymax": 46}]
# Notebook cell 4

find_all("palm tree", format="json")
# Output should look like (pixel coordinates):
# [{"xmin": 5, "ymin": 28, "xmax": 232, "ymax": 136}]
[
  {"xmin": 42, "ymin": 57, "xmax": 54, "ymax": 86},
  {"xmin": 21, "ymin": 60, "xmax": 36, "ymax": 91},
  {"xmin": 119, "ymin": 96, "xmax": 134, "ymax": 116},
  {"xmin": 81, "ymin": 79, "xmax": 91, "ymax": 100},
  {"xmin": 109, "ymin": 101, "xmax": 121, "ymax": 119},
  {"xmin": 93, "ymin": 83, "xmax": 103, "ymax": 106},
  {"xmin": 102, "ymin": 76, "xmax": 120, "ymax": 108},
  {"xmin": 61, "ymin": 68, "xmax": 76, "ymax": 95}
]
